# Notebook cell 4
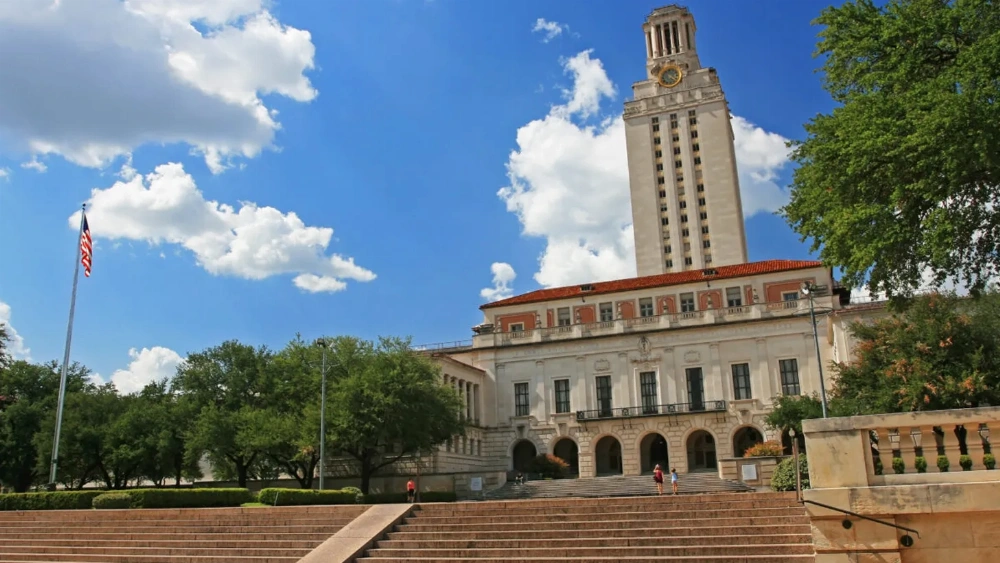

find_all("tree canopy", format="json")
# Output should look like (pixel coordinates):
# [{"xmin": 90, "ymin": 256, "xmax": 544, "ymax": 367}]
[{"xmin": 781, "ymin": 0, "xmax": 1000, "ymax": 298}]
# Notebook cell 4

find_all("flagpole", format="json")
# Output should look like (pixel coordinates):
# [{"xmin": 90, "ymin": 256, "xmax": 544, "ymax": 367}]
[{"xmin": 48, "ymin": 203, "xmax": 86, "ymax": 489}]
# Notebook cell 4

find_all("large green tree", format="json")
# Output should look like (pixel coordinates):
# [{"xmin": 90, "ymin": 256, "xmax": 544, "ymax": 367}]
[
  {"xmin": 326, "ymin": 337, "xmax": 464, "ymax": 493},
  {"xmin": 782, "ymin": 0, "xmax": 1000, "ymax": 298}
]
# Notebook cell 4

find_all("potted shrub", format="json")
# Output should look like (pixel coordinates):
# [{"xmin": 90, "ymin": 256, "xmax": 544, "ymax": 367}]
[
  {"xmin": 985, "ymin": 453, "xmax": 996, "ymax": 470},
  {"xmin": 892, "ymin": 457, "xmax": 905, "ymax": 475},
  {"xmin": 959, "ymin": 455, "xmax": 973, "ymax": 471},
  {"xmin": 914, "ymin": 456, "xmax": 928, "ymax": 473},
  {"xmin": 936, "ymin": 455, "xmax": 950, "ymax": 472}
]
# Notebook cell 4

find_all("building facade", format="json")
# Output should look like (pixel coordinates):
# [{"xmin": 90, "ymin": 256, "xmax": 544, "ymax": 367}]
[{"xmin": 625, "ymin": 5, "xmax": 748, "ymax": 277}]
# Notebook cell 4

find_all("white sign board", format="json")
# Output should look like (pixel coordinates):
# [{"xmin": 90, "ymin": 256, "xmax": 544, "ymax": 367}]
[
  {"xmin": 470, "ymin": 477, "xmax": 483, "ymax": 492},
  {"xmin": 741, "ymin": 463, "xmax": 758, "ymax": 482}
]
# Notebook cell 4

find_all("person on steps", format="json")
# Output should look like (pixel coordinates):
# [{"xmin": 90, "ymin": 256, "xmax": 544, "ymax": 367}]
[
  {"xmin": 653, "ymin": 464, "xmax": 664, "ymax": 495},
  {"xmin": 406, "ymin": 479, "xmax": 416, "ymax": 503},
  {"xmin": 670, "ymin": 468, "xmax": 679, "ymax": 495}
]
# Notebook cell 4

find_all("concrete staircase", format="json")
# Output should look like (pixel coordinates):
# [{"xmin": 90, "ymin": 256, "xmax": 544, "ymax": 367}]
[
  {"xmin": 0, "ymin": 504, "xmax": 366, "ymax": 562},
  {"xmin": 483, "ymin": 472, "xmax": 753, "ymax": 500},
  {"xmin": 356, "ymin": 492, "xmax": 815, "ymax": 562}
]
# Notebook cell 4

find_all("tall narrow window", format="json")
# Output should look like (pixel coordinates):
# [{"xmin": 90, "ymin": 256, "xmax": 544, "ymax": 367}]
[
  {"xmin": 554, "ymin": 379, "xmax": 571, "ymax": 414},
  {"xmin": 640, "ymin": 371, "xmax": 658, "ymax": 414},
  {"xmin": 596, "ymin": 376, "xmax": 612, "ymax": 417},
  {"xmin": 779, "ymin": 359, "xmax": 800, "ymax": 395},
  {"xmin": 599, "ymin": 302, "xmax": 613, "ymax": 322},
  {"xmin": 686, "ymin": 367, "xmax": 705, "ymax": 411},
  {"xmin": 725, "ymin": 287, "xmax": 742, "ymax": 307},
  {"xmin": 639, "ymin": 297, "xmax": 654, "ymax": 317},
  {"xmin": 680, "ymin": 292, "xmax": 695, "ymax": 312},
  {"xmin": 731, "ymin": 363, "xmax": 752, "ymax": 400},
  {"xmin": 557, "ymin": 307, "xmax": 571, "ymax": 326},
  {"xmin": 514, "ymin": 382, "xmax": 530, "ymax": 416}
]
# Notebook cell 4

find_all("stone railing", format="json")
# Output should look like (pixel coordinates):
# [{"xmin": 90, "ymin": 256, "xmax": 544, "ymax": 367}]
[{"xmin": 803, "ymin": 406, "xmax": 999, "ymax": 489}]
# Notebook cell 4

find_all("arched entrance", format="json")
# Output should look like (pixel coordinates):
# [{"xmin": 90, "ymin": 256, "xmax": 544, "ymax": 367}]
[
  {"xmin": 594, "ymin": 435, "xmax": 623, "ymax": 475},
  {"xmin": 512, "ymin": 440, "xmax": 537, "ymax": 473},
  {"xmin": 640, "ymin": 433, "xmax": 669, "ymax": 473},
  {"xmin": 686, "ymin": 430, "xmax": 717, "ymax": 472},
  {"xmin": 552, "ymin": 438, "xmax": 579, "ymax": 476},
  {"xmin": 732, "ymin": 426, "xmax": 764, "ymax": 457}
]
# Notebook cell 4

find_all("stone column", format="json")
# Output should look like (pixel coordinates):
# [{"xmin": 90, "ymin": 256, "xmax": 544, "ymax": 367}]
[
  {"xmin": 466, "ymin": 381, "xmax": 473, "ymax": 420},
  {"xmin": 711, "ymin": 343, "xmax": 728, "ymax": 402},
  {"xmin": 660, "ymin": 347, "xmax": 674, "ymax": 404},
  {"xmin": 535, "ymin": 360, "xmax": 547, "ymax": 420},
  {"xmin": 755, "ymin": 339, "xmax": 773, "ymax": 399},
  {"xmin": 645, "ymin": 30, "xmax": 653, "ymax": 58}
]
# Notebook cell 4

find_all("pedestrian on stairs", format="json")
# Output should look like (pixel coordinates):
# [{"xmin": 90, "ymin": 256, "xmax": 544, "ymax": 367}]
[
  {"xmin": 406, "ymin": 479, "xmax": 416, "ymax": 503},
  {"xmin": 653, "ymin": 464, "xmax": 664, "ymax": 495},
  {"xmin": 670, "ymin": 468, "xmax": 678, "ymax": 495}
]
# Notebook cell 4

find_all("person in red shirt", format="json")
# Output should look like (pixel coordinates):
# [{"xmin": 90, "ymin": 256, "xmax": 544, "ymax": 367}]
[
  {"xmin": 653, "ymin": 464, "xmax": 664, "ymax": 495},
  {"xmin": 406, "ymin": 479, "xmax": 416, "ymax": 503}
]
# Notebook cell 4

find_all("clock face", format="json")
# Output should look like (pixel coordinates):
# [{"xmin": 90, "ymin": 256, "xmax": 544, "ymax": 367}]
[{"xmin": 658, "ymin": 65, "xmax": 682, "ymax": 88}]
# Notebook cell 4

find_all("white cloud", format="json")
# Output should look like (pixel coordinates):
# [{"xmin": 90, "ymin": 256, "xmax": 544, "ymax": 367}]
[
  {"xmin": 497, "ymin": 49, "xmax": 794, "ymax": 288},
  {"xmin": 532, "ymin": 18, "xmax": 568, "ymax": 43},
  {"xmin": 0, "ymin": 300, "xmax": 32, "ymax": 361},
  {"xmin": 20, "ymin": 157, "xmax": 47, "ymax": 173},
  {"xmin": 0, "ymin": 167, "xmax": 9, "ymax": 181},
  {"xmin": 110, "ymin": 346, "xmax": 185, "ymax": 394},
  {"xmin": 0, "ymin": 0, "xmax": 316, "ymax": 174},
  {"xmin": 70, "ymin": 162, "xmax": 376, "ymax": 292},
  {"xmin": 480, "ymin": 262, "xmax": 517, "ymax": 301}
]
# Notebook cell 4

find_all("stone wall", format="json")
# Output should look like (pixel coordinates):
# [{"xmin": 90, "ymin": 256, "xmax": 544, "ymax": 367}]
[{"xmin": 717, "ymin": 455, "xmax": 784, "ymax": 489}]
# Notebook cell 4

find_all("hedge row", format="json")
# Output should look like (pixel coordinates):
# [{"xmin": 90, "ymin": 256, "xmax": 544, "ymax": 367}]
[
  {"xmin": 257, "ymin": 488, "xmax": 358, "ymax": 506},
  {"xmin": 114, "ymin": 488, "xmax": 254, "ymax": 509},
  {"xmin": 0, "ymin": 490, "xmax": 105, "ymax": 511}
]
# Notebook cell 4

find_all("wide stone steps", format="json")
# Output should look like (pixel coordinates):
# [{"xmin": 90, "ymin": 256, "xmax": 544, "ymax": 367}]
[
  {"xmin": 356, "ymin": 492, "xmax": 814, "ymax": 562},
  {"xmin": 483, "ymin": 472, "xmax": 753, "ymax": 500},
  {"xmin": 0, "ymin": 505, "xmax": 365, "ymax": 562}
]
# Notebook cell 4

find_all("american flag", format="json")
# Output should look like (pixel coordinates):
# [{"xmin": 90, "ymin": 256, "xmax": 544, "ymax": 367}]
[{"xmin": 80, "ymin": 213, "xmax": 92, "ymax": 277}]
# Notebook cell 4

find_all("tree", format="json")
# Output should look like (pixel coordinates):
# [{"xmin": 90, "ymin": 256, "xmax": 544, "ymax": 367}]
[
  {"xmin": 0, "ymin": 324, "xmax": 10, "ymax": 370},
  {"xmin": 326, "ymin": 336, "xmax": 464, "ymax": 493},
  {"xmin": 781, "ymin": 0, "xmax": 1000, "ymax": 298},
  {"xmin": 764, "ymin": 394, "xmax": 826, "ymax": 435}
]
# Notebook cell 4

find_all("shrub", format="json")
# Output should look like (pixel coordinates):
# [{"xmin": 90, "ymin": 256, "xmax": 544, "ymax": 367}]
[
  {"xmin": 960, "ymin": 455, "xmax": 973, "ymax": 471},
  {"xmin": 0, "ymin": 490, "xmax": 105, "ymax": 511},
  {"xmin": 92, "ymin": 493, "xmax": 132, "ymax": 510},
  {"xmin": 914, "ymin": 456, "xmax": 928, "ymax": 473},
  {"xmin": 340, "ymin": 486, "xmax": 364, "ymax": 503},
  {"xmin": 771, "ymin": 456, "xmax": 809, "ymax": 492},
  {"xmin": 985, "ymin": 453, "xmax": 996, "ymax": 470},
  {"xmin": 530, "ymin": 454, "xmax": 569, "ymax": 479},
  {"xmin": 892, "ymin": 457, "xmax": 905, "ymax": 474},
  {"xmin": 744, "ymin": 440, "xmax": 784, "ymax": 457},
  {"xmin": 936, "ymin": 455, "xmax": 950, "ymax": 472},
  {"xmin": 362, "ymin": 491, "xmax": 457, "ymax": 504},
  {"xmin": 257, "ymin": 488, "xmax": 356, "ymax": 506},
  {"xmin": 125, "ymin": 488, "xmax": 253, "ymax": 509}
]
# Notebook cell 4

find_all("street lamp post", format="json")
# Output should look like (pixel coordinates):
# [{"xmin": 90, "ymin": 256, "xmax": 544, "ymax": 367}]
[
  {"xmin": 800, "ymin": 282, "xmax": 829, "ymax": 418},
  {"xmin": 315, "ymin": 338, "xmax": 330, "ymax": 491}
]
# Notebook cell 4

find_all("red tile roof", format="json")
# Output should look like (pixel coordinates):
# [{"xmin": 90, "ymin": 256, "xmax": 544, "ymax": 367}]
[{"xmin": 481, "ymin": 259, "xmax": 825, "ymax": 310}]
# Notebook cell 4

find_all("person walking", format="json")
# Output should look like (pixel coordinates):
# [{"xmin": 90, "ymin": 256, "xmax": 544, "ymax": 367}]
[
  {"xmin": 670, "ymin": 467, "xmax": 679, "ymax": 495},
  {"xmin": 406, "ymin": 479, "xmax": 416, "ymax": 503},
  {"xmin": 653, "ymin": 464, "xmax": 664, "ymax": 495}
]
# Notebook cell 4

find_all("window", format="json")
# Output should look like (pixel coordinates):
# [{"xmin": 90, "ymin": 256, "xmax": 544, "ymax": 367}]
[
  {"xmin": 514, "ymin": 382, "xmax": 530, "ymax": 416},
  {"xmin": 697, "ymin": 183, "xmax": 704, "ymax": 192},
  {"xmin": 691, "ymin": 130, "xmax": 698, "ymax": 138},
  {"xmin": 694, "ymin": 157, "xmax": 702, "ymax": 165},
  {"xmin": 656, "ymin": 163, "xmax": 664, "ymax": 171},
  {"xmin": 596, "ymin": 376, "xmax": 613, "ymax": 417},
  {"xmin": 704, "ymin": 254, "xmax": 712, "ymax": 263},
  {"xmin": 702, "ymin": 239, "xmax": 711, "ymax": 248},
  {"xmin": 655, "ymin": 150, "xmax": 662, "ymax": 158},
  {"xmin": 509, "ymin": 322, "xmax": 524, "ymax": 332},
  {"xmin": 698, "ymin": 197, "xmax": 706, "ymax": 206},
  {"xmin": 671, "ymin": 134, "xmax": 680, "ymax": 142},
  {"xmin": 692, "ymin": 143, "xmax": 700, "ymax": 152},
  {"xmin": 659, "ymin": 190, "xmax": 667, "ymax": 198},
  {"xmin": 682, "ymin": 228, "xmax": 690, "ymax": 237},
  {"xmin": 673, "ymin": 147, "xmax": 681, "ymax": 155},
  {"xmin": 700, "ymin": 212, "xmax": 708, "ymax": 220},
  {"xmin": 639, "ymin": 297, "xmax": 654, "ymax": 317},
  {"xmin": 732, "ymin": 363, "xmax": 752, "ymax": 400},
  {"xmin": 780, "ymin": 359, "xmax": 801, "ymax": 395},
  {"xmin": 658, "ymin": 177, "xmax": 665, "ymax": 185},
  {"xmin": 681, "ymin": 214, "xmax": 688, "ymax": 223},
  {"xmin": 653, "ymin": 136, "xmax": 661, "ymax": 145},
  {"xmin": 661, "ymin": 217, "xmax": 669, "ymax": 226},
  {"xmin": 640, "ymin": 371, "xmax": 658, "ymax": 414},
  {"xmin": 652, "ymin": 124, "xmax": 660, "ymax": 132},
  {"xmin": 680, "ymin": 292, "xmax": 695, "ymax": 312},
  {"xmin": 688, "ymin": 109, "xmax": 696, "ymax": 116},
  {"xmin": 660, "ymin": 204, "xmax": 668, "ymax": 212},
  {"xmin": 599, "ymin": 302, "xmax": 613, "ymax": 322},
  {"xmin": 557, "ymin": 307, "xmax": 571, "ymax": 326},
  {"xmin": 701, "ymin": 226, "xmax": 710, "ymax": 234},
  {"xmin": 679, "ymin": 200, "xmax": 687, "ymax": 209},
  {"xmin": 676, "ymin": 175, "xmax": 683, "ymax": 183},
  {"xmin": 689, "ymin": 117, "xmax": 697, "ymax": 125},
  {"xmin": 669, "ymin": 113, "xmax": 677, "ymax": 119},
  {"xmin": 726, "ymin": 287, "xmax": 742, "ymax": 307},
  {"xmin": 665, "ymin": 259, "xmax": 673, "ymax": 268},
  {"xmin": 685, "ymin": 257, "xmax": 693, "ymax": 265},
  {"xmin": 554, "ymin": 379, "xmax": 571, "ymax": 414},
  {"xmin": 664, "ymin": 244, "xmax": 672, "ymax": 253},
  {"xmin": 651, "ymin": 117, "xmax": 659, "ymax": 123},
  {"xmin": 670, "ymin": 120, "xmax": 679, "ymax": 128},
  {"xmin": 674, "ymin": 160, "xmax": 683, "ymax": 168},
  {"xmin": 783, "ymin": 291, "xmax": 799, "ymax": 302}
]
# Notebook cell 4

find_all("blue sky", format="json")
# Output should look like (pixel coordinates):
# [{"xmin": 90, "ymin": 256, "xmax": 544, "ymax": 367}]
[{"xmin": 0, "ymin": 0, "xmax": 838, "ymax": 391}]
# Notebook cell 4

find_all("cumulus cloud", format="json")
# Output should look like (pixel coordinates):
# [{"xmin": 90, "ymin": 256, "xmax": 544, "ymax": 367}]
[
  {"xmin": 0, "ymin": 167, "xmax": 9, "ymax": 181},
  {"xmin": 0, "ymin": 300, "xmax": 31, "ymax": 361},
  {"xmin": 496, "ymin": 49, "xmax": 794, "ymax": 289},
  {"xmin": 70, "ymin": 162, "xmax": 376, "ymax": 292},
  {"xmin": 20, "ymin": 157, "xmax": 46, "ymax": 173},
  {"xmin": 480, "ymin": 262, "xmax": 517, "ymax": 301},
  {"xmin": 532, "ymin": 18, "xmax": 568, "ymax": 43},
  {"xmin": 0, "ymin": 0, "xmax": 317, "ymax": 173},
  {"xmin": 110, "ymin": 346, "xmax": 185, "ymax": 394}
]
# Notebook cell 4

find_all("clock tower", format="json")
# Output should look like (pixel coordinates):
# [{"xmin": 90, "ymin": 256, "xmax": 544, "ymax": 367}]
[{"xmin": 624, "ymin": 5, "xmax": 748, "ymax": 277}]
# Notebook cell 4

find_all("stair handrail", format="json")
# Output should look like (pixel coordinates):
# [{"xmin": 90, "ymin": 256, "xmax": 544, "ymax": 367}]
[{"xmin": 789, "ymin": 428, "xmax": 920, "ymax": 547}]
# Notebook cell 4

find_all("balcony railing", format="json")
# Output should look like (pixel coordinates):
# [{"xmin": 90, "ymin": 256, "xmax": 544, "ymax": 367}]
[{"xmin": 576, "ymin": 400, "xmax": 726, "ymax": 421}]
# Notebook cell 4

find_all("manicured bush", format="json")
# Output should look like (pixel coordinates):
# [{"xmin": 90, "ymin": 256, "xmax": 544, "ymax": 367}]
[
  {"xmin": 92, "ymin": 492, "xmax": 132, "ymax": 509},
  {"xmin": 125, "ymin": 488, "xmax": 253, "ymax": 509},
  {"xmin": 936, "ymin": 455, "xmax": 950, "ymax": 472},
  {"xmin": 744, "ymin": 440, "xmax": 784, "ymax": 457},
  {"xmin": 340, "ymin": 486, "xmax": 364, "ymax": 504},
  {"xmin": 362, "ymin": 491, "xmax": 457, "ymax": 504},
  {"xmin": 257, "ymin": 488, "xmax": 356, "ymax": 506},
  {"xmin": 771, "ymin": 456, "xmax": 809, "ymax": 492},
  {"xmin": 960, "ymin": 455, "xmax": 973, "ymax": 471},
  {"xmin": 985, "ymin": 453, "xmax": 996, "ymax": 470},
  {"xmin": 0, "ymin": 490, "xmax": 105, "ymax": 511},
  {"xmin": 892, "ymin": 457, "xmax": 905, "ymax": 474},
  {"xmin": 914, "ymin": 456, "xmax": 928, "ymax": 473},
  {"xmin": 530, "ymin": 454, "xmax": 569, "ymax": 479}
]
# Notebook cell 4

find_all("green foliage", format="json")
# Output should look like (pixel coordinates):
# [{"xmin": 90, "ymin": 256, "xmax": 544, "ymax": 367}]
[
  {"xmin": 256, "ymin": 488, "xmax": 356, "ymax": 506},
  {"xmin": 831, "ymin": 292, "xmax": 1000, "ymax": 413},
  {"xmin": 764, "ymin": 394, "xmax": 826, "ymax": 435},
  {"xmin": 92, "ymin": 492, "xmax": 132, "ymax": 509},
  {"xmin": 744, "ymin": 441, "xmax": 785, "ymax": 457},
  {"xmin": 0, "ymin": 490, "xmax": 104, "ymax": 511},
  {"xmin": 914, "ymin": 456, "xmax": 928, "ymax": 473},
  {"xmin": 937, "ymin": 455, "xmax": 950, "ymax": 472},
  {"xmin": 123, "ymin": 488, "xmax": 253, "ymax": 509},
  {"xmin": 781, "ymin": 0, "xmax": 1000, "ymax": 298},
  {"xmin": 960, "ymin": 455, "xmax": 973, "ymax": 471},
  {"xmin": 893, "ymin": 457, "xmax": 905, "ymax": 474},
  {"xmin": 340, "ymin": 486, "xmax": 364, "ymax": 503},
  {"xmin": 363, "ymin": 491, "xmax": 456, "ymax": 504},
  {"xmin": 771, "ymin": 457, "xmax": 809, "ymax": 492},
  {"xmin": 984, "ymin": 453, "xmax": 996, "ymax": 469},
  {"xmin": 529, "ymin": 454, "xmax": 569, "ymax": 478}
]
